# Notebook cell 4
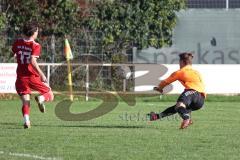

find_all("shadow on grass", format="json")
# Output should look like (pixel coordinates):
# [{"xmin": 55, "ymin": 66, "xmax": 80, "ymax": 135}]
[
  {"xmin": 0, "ymin": 122, "xmax": 23, "ymax": 129},
  {"xmin": 32, "ymin": 124, "xmax": 146, "ymax": 129},
  {"xmin": 0, "ymin": 122, "xmax": 19, "ymax": 125},
  {"xmin": 0, "ymin": 122, "xmax": 149, "ymax": 129}
]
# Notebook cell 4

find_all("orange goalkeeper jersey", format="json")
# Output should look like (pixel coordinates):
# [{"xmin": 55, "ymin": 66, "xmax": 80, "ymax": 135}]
[{"xmin": 159, "ymin": 65, "xmax": 206, "ymax": 97}]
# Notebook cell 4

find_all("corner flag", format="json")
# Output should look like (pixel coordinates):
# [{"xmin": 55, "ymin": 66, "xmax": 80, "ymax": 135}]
[
  {"xmin": 64, "ymin": 39, "xmax": 73, "ymax": 60},
  {"xmin": 64, "ymin": 38, "xmax": 73, "ymax": 101}
]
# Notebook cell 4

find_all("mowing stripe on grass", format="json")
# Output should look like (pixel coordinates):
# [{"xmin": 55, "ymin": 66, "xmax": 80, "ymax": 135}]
[{"xmin": 0, "ymin": 151, "xmax": 62, "ymax": 160}]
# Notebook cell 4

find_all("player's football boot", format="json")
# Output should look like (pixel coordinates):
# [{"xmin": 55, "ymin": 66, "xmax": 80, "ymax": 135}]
[
  {"xmin": 24, "ymin": 121, "xmax": 31, "ymax": 129},
  {"xmin": 147, "ymin": 112, "xmax": 159, "ymax": 121},
  {"xmin": 180, "ymin": 119, "xmax": 191, "ymax": 129},
  {"xmin": 35, "ymin": 96, "xmax": 45, "ymax": 113}
]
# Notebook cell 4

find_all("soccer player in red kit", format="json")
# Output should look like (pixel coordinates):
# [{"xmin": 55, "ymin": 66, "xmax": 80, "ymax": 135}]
[{"xmin": 12, "ymin": 22, "xmax": 54, "ymax": 129}]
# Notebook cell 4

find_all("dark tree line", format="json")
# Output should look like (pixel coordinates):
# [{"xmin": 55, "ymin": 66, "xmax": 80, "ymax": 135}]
[{"xmin": 0, "ymin": 0, "xmax": 185, "ymax": 62}]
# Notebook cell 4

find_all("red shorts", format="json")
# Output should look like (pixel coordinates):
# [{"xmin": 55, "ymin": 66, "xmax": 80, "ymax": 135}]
[{"xmin": 15, "ymin": 76, "xmax": 51, "ymax": 95}]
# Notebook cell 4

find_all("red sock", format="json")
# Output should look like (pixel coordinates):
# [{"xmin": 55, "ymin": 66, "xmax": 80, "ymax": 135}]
[
  {"xmin": 42, "ymin": 91, "xmax": 54, "ymax": 102},
  {"xmin": 22, "ymin": 104, "xmax": 30, "ymax": 116}
]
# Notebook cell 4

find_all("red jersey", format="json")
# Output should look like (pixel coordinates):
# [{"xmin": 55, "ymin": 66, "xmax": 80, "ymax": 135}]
[{"xmin": 12, "ymin": 39, "xmax": 41, "ymax": 77}]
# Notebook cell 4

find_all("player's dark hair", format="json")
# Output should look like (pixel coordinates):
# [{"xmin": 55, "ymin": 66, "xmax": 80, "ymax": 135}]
[
  {"xmin": 179, "ymin": 52, "xmax": 193, "ymax": 65},
  {"xmin": 22, "ymin": 21, "xmax": 38, "ymax": 37}
]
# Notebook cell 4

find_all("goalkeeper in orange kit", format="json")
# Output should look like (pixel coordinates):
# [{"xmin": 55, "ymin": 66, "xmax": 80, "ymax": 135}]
[{"xmin": 148, "ymin": 52, "xmax": 206, "ymax": 129}]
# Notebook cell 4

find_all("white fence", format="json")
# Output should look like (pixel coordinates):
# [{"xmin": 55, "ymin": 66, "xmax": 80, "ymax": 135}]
[{"xmin": 0, "ymin": 63, "xmax": 240, "ymax": 96}]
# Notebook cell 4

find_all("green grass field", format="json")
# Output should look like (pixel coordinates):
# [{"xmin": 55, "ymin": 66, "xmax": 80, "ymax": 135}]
[{"xmin": 0, "ymin": 95, "xmax": 240, "ymax": 160}]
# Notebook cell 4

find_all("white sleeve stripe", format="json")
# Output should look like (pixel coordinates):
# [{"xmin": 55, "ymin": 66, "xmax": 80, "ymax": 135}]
[{"xmin": 31, "ymin": 55, "xmax": 39, "ymax": 58}]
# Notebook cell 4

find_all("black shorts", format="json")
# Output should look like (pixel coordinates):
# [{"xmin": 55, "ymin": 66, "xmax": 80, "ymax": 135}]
[{"xmin": 177, "ymin": 89, "xmax": 205, "ymax": 111}]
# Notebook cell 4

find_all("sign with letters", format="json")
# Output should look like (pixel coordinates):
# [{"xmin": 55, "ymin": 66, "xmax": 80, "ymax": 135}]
[{"xmin": 0, "ymin": 63, "xmax": 17, "ymax": 93}]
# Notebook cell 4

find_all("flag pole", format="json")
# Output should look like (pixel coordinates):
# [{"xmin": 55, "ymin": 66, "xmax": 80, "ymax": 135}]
[
  {"xmin": 64, "ymin": 38, "xmax": 74, "ymax": 101},
  {"xmin": 67, "ymin": 58, "xmax": 73, "ymax": 101}
]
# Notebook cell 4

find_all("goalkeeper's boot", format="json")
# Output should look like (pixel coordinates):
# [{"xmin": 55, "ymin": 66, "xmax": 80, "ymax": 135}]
[
  {"xmin": 24, "ymin": 121, "xmax": 31, "ymax": 129},
  {"xmin": 147, "ymin": 112, "xmax": 159, "ymax": 121},
  {"xmin": 180, "ymin": 119, "xmax": 191, "ymax": 129},
  {"xmin": 35, "ymin": 96, "xmax": 46, "ymax": 113}
]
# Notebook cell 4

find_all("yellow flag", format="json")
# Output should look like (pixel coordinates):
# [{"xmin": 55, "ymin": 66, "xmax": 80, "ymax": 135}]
[{"xmin": 64, "ymin": 39, "xmax": 73, "ymax": 60}]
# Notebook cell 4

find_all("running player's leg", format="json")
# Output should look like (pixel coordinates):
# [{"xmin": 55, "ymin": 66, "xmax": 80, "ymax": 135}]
[
  {"xmin": 148, "ymin": 91, "xmax": 190, "ymax": 121},
  {"xmin": 15, "ymin": 78, "xmax": 31, "ymax": 129},
  {"xmin": 148, "ymin": 90, "xmax": 196, "ymax": 124},
  {"xmin": 21, "ymin": 94, "xmax": 31, "ymax": 129},
  {"xmin": 148, "ymin": 105, "xmax": 177, "ymax": 121},
  {"xmin": 187, "ymin": 92, "xmax": 205, "ymax": 112},
  {"xmin": 175, "ymin": 102, "xmax": 190, "ymax": 121},
  {"xmin": 185, "ymin": 91, "xmax": 205, "ymax": 126},
  {"xmin": 34, "ymin": 89, "xmax": 54, "ymax": 113},
  {"xmin": 159, "ymin": 105, "xmax": 177, "ymax": 118},
  {"xmin": 175, "ymin": 101, "xmax": 191, "ymax": 129},
  {"xmin": 30, "ymin": 76, "xmax": 54, "ymax": 113},
  {"xmin": 176, "ymin": 90, "xmax": 202, "ymax": 129}
]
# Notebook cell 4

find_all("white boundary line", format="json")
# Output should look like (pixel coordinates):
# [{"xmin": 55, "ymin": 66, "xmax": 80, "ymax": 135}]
[{"xmin": 0, "ymin": 151, "xmax": 62, "ymax": 160}]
